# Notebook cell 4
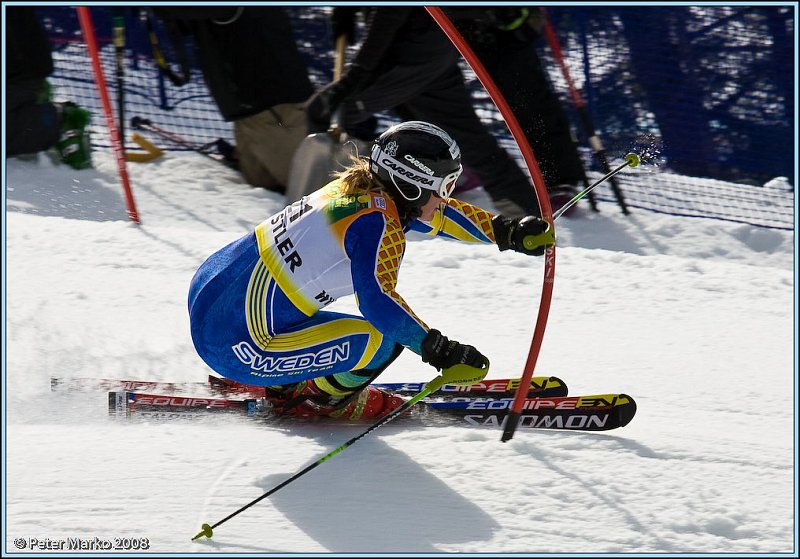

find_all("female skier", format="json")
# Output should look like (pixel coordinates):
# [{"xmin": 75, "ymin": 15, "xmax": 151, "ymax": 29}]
[{"xmin": 188, "ymin": 121, "xmax": 552, "ymax": 420}]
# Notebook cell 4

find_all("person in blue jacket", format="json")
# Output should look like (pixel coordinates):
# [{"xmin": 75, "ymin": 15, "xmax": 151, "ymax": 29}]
[{"xmin": 188, "ymin": 121, "xmax": 552, "ymax": 420}]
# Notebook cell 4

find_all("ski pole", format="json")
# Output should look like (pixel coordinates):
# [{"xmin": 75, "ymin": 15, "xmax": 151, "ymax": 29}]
[
  {"xmin": 552, "ymin": 152, "xmax": 639, "ymax": 221},
  {"xmin": 499, "ymin": 151, "xmax": 639, "ymax": 443},
  {"xmin": 191, "ymin": 364, "xmax": 487, "ymax": 541}
]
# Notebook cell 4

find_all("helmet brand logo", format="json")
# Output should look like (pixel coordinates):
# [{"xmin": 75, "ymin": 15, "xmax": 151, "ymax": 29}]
[
  {"xmin": 381, "ymin": 158, "xmax": 435, "ymax": 186},
  {"xmin": 385, "ymin": 140, "xmax": 398, "ymax": 157},
  {"xmin": 404, "ymin": 154, "xmax": 435, "ymax": 176}
]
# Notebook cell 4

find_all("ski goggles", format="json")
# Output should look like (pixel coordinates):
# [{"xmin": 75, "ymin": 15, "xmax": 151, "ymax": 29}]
[
  {"xmin": 438, "ymin": 167, "xmax": 463, "ymax": 198},
  {"xmin": 372, "ymin": 145, "xmax": 463, "ymax": 200}
]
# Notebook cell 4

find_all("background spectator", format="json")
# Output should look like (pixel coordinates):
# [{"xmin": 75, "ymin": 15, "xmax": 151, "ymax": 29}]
[
  {"xmin": 305, "ymin": 6, "xmax": 542, "ymax": 218},
  {"xmin": 448, "ymin": 6, "xmax": 590, "ymax": 215},
  {"xmin": 153, "ymin": 7, "xmax": 313, "ymax": 194},
  {"xmin": 6, "ymin": 6, "xmax": 92, "ymax": 170}
]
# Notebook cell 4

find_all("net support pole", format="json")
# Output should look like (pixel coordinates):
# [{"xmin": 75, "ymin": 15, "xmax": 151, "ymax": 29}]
[{"xmin": 541, "ymin": 8, "xmax": 629, "ymax": 215}]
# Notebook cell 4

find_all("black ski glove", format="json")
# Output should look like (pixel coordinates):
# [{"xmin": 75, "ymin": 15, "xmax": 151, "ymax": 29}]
[
  {"xmin": 421, "ymin": 329, "xmax": 489, "ymax": 371},
  {"xmin": 305, "ymin": 65, "xmax": 369, "ymax": 134},
  {"xmin": 491, "ymin": 214, "xmax": 553, "ymax": 256}
]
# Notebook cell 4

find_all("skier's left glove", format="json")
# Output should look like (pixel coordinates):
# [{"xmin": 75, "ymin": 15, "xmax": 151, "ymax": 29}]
[
  {"xmin": 491, "ymin": 214, "xmax": 554, "ymax": 256},
  {"xmin": 421, "ymin": 329, "xmax": 489, "ymax": 370},
  {"xmin": 305, "ymin": 65, "xmax": 370, "ymax": 134}
]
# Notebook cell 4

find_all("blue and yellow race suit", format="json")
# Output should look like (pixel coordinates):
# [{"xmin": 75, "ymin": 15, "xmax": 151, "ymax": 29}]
[{"xmin": 188, "ymin": 181, "xmax": 497, "ymax": 388}]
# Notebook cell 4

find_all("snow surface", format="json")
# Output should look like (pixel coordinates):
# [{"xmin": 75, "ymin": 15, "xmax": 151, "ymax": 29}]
[{"xmin": 4, "ymin": 149, "xmax": 796, "ymax": 555}]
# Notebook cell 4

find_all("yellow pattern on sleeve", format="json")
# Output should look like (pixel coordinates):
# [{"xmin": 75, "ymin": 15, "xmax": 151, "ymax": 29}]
[
  {"xmin": 423, "ymin": 199, "xmax": 497, "ymax": 243},
  {"xmin": 375, "ymin": 215, "xmax": 428, "ymax": 330}
]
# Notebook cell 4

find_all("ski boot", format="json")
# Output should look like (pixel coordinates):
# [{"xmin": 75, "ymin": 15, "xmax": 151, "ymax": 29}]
[
  {"xmin": 56, "ymin": 102, "xmax": 92, "ymax": 170},
  {"xmin": 272, "ymin": 344, "xmax": 407, "ymax": 420},
  {"xmin": 277, "ymin": 379, "xmax": 406, "ymax": 420}
]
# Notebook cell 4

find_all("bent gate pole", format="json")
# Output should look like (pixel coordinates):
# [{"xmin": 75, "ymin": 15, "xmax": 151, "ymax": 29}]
[
  {"xmin": 77, "ymin": 7, "xmax": 141, "ymax": 224},
  {"xmin": 426, "ymin": 7, "xmax": 556, "ymax": 442}
]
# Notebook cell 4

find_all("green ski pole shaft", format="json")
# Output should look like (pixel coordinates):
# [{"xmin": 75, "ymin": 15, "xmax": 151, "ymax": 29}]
[
  {"xmin": 192, "ymin": 376, "xmax": 447, "ymax": 541},
  {"xmin": 552, "ymin": 153, "xmax": 640, "ymax": 221}
]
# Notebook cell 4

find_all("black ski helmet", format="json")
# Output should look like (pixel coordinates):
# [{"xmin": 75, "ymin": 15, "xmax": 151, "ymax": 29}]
[{"xmin": 370, "ymin": 121, "xmax": 463, "ymax": 209}]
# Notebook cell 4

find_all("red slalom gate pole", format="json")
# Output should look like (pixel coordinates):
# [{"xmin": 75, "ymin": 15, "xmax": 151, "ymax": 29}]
[
  {"xmin": 426, "ymin": 7, "xmax": 556, "ymax": 442},
  {"xmin": 77, "ymin": 7, "xmax": 141, "ymax": 224}
]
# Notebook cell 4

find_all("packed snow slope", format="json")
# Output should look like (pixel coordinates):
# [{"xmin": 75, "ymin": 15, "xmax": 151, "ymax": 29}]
[{"xmin": 4, "ymin": 150, "xmax": 796, "ymax": 555}]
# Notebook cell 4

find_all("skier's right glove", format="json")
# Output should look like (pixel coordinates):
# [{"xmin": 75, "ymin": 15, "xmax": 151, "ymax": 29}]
[
  {"xmin": 421, "ymin": 329, "xmax": 489, "ymax": 372},
  {"xmin": 491, "ymin": 214, "xmax": 554, "ymax": 256}
]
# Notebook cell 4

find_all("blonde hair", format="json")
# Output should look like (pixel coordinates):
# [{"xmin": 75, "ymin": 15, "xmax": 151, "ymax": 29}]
[{"xmin": 335, "ymin": 154, "xmax": 386, "ymax": 196}]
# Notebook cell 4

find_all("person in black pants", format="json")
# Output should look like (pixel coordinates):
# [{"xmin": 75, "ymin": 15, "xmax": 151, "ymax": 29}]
[
  {"xmin": 6, "ymin": 6, "xmax": 92, "ymax": 169},
  {"xmin": 305, "ymin": 6, "xmax": 541, "ymax": 218},
  {"xmin": 447, "ymin": 7, "xmax": 590, "ymax": 216},
  {"xmin": 153, "ymin": 7, "xmax": 313, "ymax": 193}
]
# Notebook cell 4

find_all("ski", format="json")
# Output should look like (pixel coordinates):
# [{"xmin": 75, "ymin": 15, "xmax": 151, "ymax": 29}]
[
  {"xmin": 108, "ymin": 390, "xmax": 635, "ymax": 432},
  {"xmin": 53, "ymin": 374, "xmax": 568, "ymax": 400},
  {"xmin": 206, "ymin": 374, "xmax": 567, "ymax": 399},
  {"xmin": 425, "ymin": 394, "xmax": 636, "ymax": 431}
]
